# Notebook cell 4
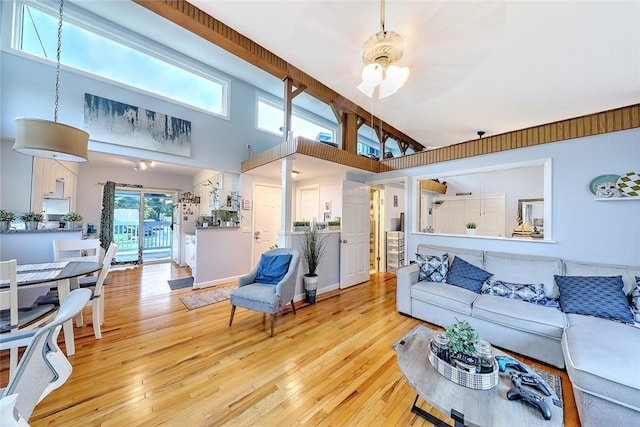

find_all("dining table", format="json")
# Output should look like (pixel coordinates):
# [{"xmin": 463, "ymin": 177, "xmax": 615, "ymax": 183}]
[{"xmin": 1, "ymin": 260, "xmax": 102, "ymax": 356}]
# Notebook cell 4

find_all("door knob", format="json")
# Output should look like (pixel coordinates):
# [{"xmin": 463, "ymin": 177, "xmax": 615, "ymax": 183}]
[{"xmin": 342, "ymin": 239, "xmax": 348, "ymax": 243}]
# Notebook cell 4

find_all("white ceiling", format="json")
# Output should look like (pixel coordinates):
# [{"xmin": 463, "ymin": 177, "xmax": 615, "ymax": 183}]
[{"xmin": 75, "ymin": 0, "xmax": 640, "ymax": 173}]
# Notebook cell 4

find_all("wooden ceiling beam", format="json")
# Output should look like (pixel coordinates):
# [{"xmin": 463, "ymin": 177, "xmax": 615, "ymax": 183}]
[{"xmin": 133, "ymin": 0, "xmax": 425, "ymax": 153}]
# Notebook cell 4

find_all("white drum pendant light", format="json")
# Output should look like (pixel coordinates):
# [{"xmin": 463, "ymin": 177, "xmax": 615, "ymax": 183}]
[{"xmin": 13, "ymin": 0, "xmax": 89, "ymax": 162}]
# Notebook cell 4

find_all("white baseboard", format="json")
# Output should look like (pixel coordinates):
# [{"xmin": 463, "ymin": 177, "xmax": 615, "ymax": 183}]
[{"xmin": 193, "ymin": 275, "xmax": 241, "ymax": 289}]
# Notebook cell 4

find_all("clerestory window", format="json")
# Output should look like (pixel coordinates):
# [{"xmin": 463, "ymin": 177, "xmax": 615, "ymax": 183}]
[
  {"xmin": 256, "ymin": 97, "xmax": 335, "ymax": 143},
  {"xmin": 11, "ymin": 1, "xmax": 228, "ymax": 117}
]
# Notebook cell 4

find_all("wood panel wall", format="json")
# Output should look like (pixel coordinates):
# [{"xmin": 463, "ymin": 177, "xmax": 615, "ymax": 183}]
[{"xmin": 382, "ymin": 104, "xmax": 640, "ymax": 170}]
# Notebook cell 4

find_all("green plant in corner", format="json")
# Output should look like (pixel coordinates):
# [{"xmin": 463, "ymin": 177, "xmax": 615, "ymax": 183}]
[
  {"xmin": 465, "ymin": 222, "xmax": 477, "ymax": 229},
  {"xmin": 61, "ymin": 212, "xmax": 83, "ymax": 221},
  {"xmin": 300, "ymin": 226, "xmax": 330, "ymax": 277},
  {"xmin": 0, "ymin": 209, "xmax": 16, "ymax": 222},
  {"xmin": 445, "ymin": 319, "xmax": 479, "ymax": 356},
  {"xmin": 19, "ymin": 211, "xmax": 44, "ymax": 222}
]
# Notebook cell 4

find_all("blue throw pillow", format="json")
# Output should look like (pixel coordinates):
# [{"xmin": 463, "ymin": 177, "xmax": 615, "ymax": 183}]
[
  {"xmin": 555, "ymin": 275, "xmax": 634, "ymax": 324},
  {"xmin": 255, "ymin": 254, "xmax": 292, "ymax": 284},
  {"xmin": 446, "ymin": 256, "xmax": 492, "ymax": 293},
  {"xmin": 416, "ymin": 253, "xmax": 449, "ymax": 282}
]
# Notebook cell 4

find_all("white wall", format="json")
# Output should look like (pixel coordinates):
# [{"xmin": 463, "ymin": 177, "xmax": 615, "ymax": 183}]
[
  {"xmin": 378, "ymin": 128, "xmax": 640, "ymax": 267},
  {"xmin": 0, "ymin": 139, "xmax": 33, "ymax": 213}
]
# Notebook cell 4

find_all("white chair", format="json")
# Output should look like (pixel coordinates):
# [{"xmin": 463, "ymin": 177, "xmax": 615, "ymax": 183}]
[
  {"xmin": 83, "ymin": 242, "xmax": 118, "ymax": 339},
  {"xmin": 0, "ymin": 288, "xmax": 92, "ymax": 425},
  {"xmin": 35, "ymin": 242, "xmax": 118, "ymax": 339},
  {"xmin": 53, "ymin": 239, "xmax": 101, "ymax": 263},
  {"xmin": 51, "ymin": 239, "xmax": 102, "ymax": 326},
  {"xmin": 0, "ymin": 260, "xmax": 57, "ymax": 378}
]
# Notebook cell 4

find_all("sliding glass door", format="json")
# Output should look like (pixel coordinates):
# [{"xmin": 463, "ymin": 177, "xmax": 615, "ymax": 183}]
[{"xmin": 113, "ymin": 188, "xmax": 175, "ymax": 264}]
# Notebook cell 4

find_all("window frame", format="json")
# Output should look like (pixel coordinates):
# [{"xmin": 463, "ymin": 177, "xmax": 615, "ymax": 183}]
[
  {"xmin": 255, "ymin": 94, "xmax": 337, "ymax": 142},
  {"xmin": 5, "ymin": 0, "xmax": 230, "ymax": 119}
]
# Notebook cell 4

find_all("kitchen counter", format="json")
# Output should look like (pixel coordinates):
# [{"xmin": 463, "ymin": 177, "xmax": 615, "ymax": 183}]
[
  {"xmin": 0, "ymin": 227, "xmax": 82, "ymax": 234},
  {"xmin": 0, "ymin": 229, "xmax": 83, "ymax": 264}
]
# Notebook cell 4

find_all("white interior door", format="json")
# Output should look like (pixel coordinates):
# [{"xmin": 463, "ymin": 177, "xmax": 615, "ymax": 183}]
[
  {"xmin": 253, "ymin": 184, "xmax": 281, "ymax": 266},
  {"xmin": 340, "ymin": 180, "xmax": 370, "ymax": 288}
]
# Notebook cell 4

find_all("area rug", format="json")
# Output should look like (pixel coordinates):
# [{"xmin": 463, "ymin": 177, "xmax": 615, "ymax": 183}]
[
  {"xmin": 179, "ymin": 286, "xmax": 235, "ymax": 310},
  {"xmin": 168, "ymin": 277, "xmax": 194, "ymax": 290}
]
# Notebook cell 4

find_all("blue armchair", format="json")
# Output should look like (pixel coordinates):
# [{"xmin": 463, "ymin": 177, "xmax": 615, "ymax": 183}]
[{"xmin": 229, "ymin": 248, "xmax": 299, "ymax": 337}]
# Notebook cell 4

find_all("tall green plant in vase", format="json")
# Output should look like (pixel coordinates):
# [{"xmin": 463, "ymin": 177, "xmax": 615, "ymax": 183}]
[{"xmin": 299, "ymin": 225, "xmax": 331, "ymax": 304}]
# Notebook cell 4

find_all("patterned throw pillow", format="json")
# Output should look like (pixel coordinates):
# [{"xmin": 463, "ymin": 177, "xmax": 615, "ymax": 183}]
[
  {"xmin": 480, "ymin": 279, "xmax": 545, "ymax": 303},
  {"xmin": 555, "ymin": 275, "xmax": 634, "ymax": 324},
  {"xmin": 631, "ymin": 277, "xmax": 640, "ymax": 323},
  {"xmin": 445, "ymin": 256, "xmax": 492, "ymax": 293},
  {"xmin": 415, "ymin": 253, "xmax": 449, "ymax": 282}
]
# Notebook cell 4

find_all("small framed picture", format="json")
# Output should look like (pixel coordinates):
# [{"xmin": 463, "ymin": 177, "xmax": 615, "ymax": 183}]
[{"xmin": 194, "ymin": 196, "xmax": 201, "ymax": 204}]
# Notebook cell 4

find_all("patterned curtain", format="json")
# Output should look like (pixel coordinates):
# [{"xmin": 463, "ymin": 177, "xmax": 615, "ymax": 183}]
[{"xmin": 99, "ymin": 181, "xmax": 115, "ymax": 251}]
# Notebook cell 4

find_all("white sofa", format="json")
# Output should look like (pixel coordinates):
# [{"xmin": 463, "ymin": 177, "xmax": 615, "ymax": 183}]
[{"xmin": 395, "ymin": 244, "xmax": 640, "ymax": 426}]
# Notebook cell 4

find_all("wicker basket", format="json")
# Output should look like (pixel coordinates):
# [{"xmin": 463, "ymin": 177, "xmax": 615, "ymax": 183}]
[{"xmin": 427, "ymin": 342, "xmax": 499, "ymax": 390}]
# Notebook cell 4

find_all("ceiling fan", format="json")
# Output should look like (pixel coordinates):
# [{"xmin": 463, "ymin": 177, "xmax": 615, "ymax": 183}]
[{"xmin": 357, "ymin": 0, "xmax": 410, "ymax": 99}]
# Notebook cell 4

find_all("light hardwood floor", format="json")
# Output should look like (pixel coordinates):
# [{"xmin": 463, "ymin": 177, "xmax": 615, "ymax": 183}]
[{"xmin": 0, "ymin": 263, "xmax": 580, "ymax": 426}]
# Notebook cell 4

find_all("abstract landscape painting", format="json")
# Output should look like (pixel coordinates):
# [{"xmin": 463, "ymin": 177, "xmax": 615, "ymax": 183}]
[{"xmin": 84, "ymin": 93, "xmax": 191, "ymax": 157}]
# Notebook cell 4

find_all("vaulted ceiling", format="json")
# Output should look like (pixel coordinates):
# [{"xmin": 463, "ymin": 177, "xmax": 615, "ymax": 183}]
[
  {"xmin": 152, "ymin": 0, "xmax": 639, "ymax": 149},
  {"xmin": 78, "ymin": 0, "xmax": 639, "ymax": 155}
]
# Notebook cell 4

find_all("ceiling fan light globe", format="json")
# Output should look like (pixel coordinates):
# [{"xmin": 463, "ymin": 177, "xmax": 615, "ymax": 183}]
[
  {"xmin": 386, "ymin": 64, "xmax": 410, "ymax": 87},
  {"xmin": 361, "ymin": 63, "xmax": 383, "ymax": 84},
  {"xmin": 358, "ymin": 63, "xmax": 383, "ymax": 97},
  {"xmin": 378, "ymin": 78, "xmax": 399, "ymax": 98}
]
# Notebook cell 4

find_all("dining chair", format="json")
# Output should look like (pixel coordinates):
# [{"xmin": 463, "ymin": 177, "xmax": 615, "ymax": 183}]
[
  {"xmin": 52, "ymin": 239, "xmax": 102, "ymax": 263},
  {"xmin": 0, "ymin": 260, "xmax": 57, "ymax": 378},
  {"xmin": 0, "ymin": 288, "xmax": 91, "ymax": 425},
  {"xmin": 52, "ymin": 238, "xmax": 102, "ymax": 325},
  {"xmin": 229, "ymin": 248, "xmax": 299, "ymax": 337},
  {"xmin": 35, "ymin": 242, "xmax": 118, "ymax": 339}
]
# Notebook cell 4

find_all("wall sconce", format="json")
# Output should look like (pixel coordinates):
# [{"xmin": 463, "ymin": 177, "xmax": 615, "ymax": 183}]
[{"xmin": 291, "ymin": 170, "xmax": 299, "ymax": 178}]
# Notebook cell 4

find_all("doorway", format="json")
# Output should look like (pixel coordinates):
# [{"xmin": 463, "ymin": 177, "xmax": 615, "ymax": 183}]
[
  {"xmin": 370, "ymin": 188, "xmax": 384, "ymax": 273},
  {"xmin": 252, "ymin": 184, "xmax": 282, "ymax": 267},
  {"xmin": 113, "ymin": 188, "xmax": 175, "ymax": 264}
]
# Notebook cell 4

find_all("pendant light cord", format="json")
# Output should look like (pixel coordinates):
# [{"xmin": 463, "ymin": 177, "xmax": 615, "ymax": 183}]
[
  {"xmin": 54, "ymin": 0, "xmax": 64, "ymax": 123},
  {"xmin": 380, "ymin": 0, "xmax": 385, "ymax": 32}
]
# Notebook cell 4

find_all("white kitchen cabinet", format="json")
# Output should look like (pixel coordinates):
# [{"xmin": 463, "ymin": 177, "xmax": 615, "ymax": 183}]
[
  {"xmin": 433, "ymin": 194, "xmax": 506, "ymax": 237},
  {"xmin": 30, "ymin": 158, "xmax": 78, "ymax": 213},
  {"xmin": 185, "ymin": 234, "xmax": 197, "ymax": 275}
]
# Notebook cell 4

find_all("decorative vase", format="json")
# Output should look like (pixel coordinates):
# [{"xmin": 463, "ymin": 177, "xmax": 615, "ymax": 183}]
[
  {"xmin": 66, "ymin": 221, "xmax": 78, "ymax": 229},
  {"xmin": 466, "ymin": 228, "xmax": 476, "ymax": 236},
  {"xmin": 0, "ymin": 221, "xmax": 9, "ymax": 232},
  {"xmin": 25, "ymin": 221, "xmax": 39, "ymax": 231},
  {"xmin": 303, "ymin": 274, "xmax": 318, "ymax": 304}
]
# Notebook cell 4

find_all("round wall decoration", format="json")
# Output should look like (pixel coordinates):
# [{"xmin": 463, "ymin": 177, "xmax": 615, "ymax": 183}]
[{"xmin": 616, "ymin": 172, "xmax": 640, "ymax": 197}]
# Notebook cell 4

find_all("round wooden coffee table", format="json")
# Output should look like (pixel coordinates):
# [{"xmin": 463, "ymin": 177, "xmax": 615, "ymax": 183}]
[{"xmin": 396, "ymin": 327, "xmax": 563, "ymax": 427}]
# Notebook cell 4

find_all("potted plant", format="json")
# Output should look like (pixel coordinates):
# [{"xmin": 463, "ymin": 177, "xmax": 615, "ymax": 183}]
[
  {"xmin": 214, "ymin": 209, "xmax": 233, "ymax": 227},
  {"xmin": 20, "ymin": 211, "xmax": 44, "ymax": 231},
  {"xmin": 0, "ymin": 209, "xmax": 16, "ymax": 232},
  {"xmin": 299, "ymin": 225, "xmax": 330, "ymax": 304},
  {"xmin": 445, "ymin": 320, "xmax": 480, "ymax": 370},
  {"xmin": 327, "ymin": 219, "xmax": 341, "ymax": 231},
  {"xmin": 465, "ymin": 222, "xmax": 477, "ymax": 235},
  {"xmin": 62, "ymin": 212, "xmax": 83, "ymax": 229},
  {"xmin": 293, "ymin": 220, "xmax": 310, "ymax": 232}
]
